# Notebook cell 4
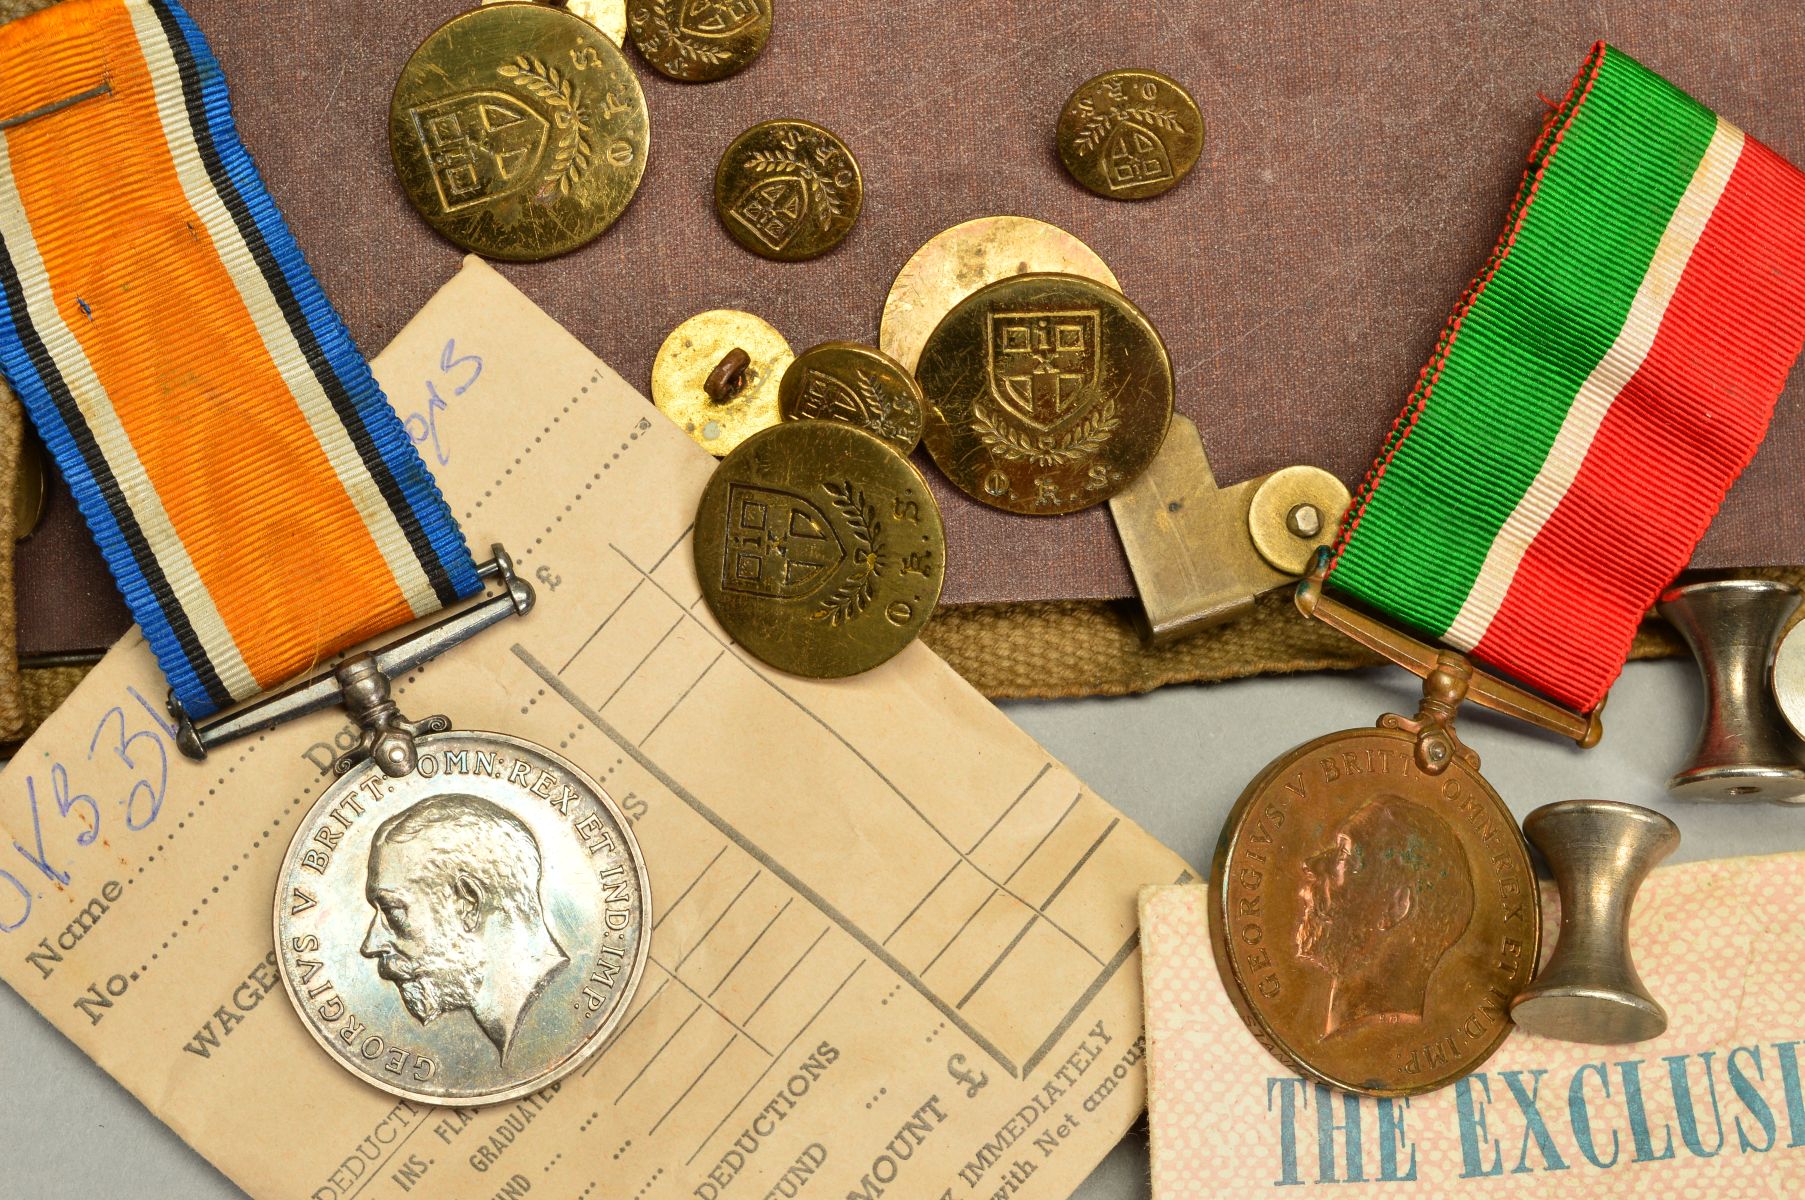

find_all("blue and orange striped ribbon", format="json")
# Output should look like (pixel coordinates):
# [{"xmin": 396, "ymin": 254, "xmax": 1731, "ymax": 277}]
[{"xmin": 0, "ymin": 0, "xmax": 480, "ymax": 719}]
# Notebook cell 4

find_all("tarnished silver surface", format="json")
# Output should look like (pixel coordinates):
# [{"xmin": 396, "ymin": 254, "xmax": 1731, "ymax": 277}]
[
  {"xmin": 1657, "ymin": 578, "xmax": 1805, "ymax": 803},
  {"xmin": 1510, "ymin": 799, "xmax": 1679, "ymax": 1045},
  {"xmin": 274, "ymin": 731, "xmax": 649, "ymax": 1104}
]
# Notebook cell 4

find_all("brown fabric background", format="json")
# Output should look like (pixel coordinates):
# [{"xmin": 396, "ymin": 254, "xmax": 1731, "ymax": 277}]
[
  {"xmin": 196, "ymin": 0, "xmax": 1805, "ymax": 605},
  {"xmin": 12, "ymin": 0, "xmax": 1805, "ymax": 653}
]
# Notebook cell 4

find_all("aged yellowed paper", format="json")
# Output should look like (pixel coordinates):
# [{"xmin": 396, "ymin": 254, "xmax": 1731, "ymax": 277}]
[
  {"xmin": 0, "ymin": 259, "xmax": 1189, "ymax": 1200},
  {"xmin": 1143, "ymin": 859, "xmax": 1805, "ymax": 1196}
]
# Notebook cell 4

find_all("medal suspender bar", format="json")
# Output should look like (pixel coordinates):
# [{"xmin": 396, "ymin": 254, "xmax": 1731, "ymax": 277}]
[
  {"xmin": 0, "ymin": 0, "xmax": 511, "ymax": 747},
  {"xmin": 0, "ymin": 0, "xmax": 652, "ymax": 1104}
]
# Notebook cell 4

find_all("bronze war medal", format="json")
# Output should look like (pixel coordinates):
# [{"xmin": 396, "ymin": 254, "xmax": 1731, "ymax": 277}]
[
  {"xmin": 390, "ymin": 3, "xmax": 649, "ymax": 261},
  {"xmin": 715, "ymin": 119, "xmax": 861, "ymax": 261},
  {"xmin": 778, "ymin": 341, "xmax": 925, "ymax": 455},
  {"xmin": 916, "ymin": 272, "xmax": 1172, "ymax": 515},
  {"xmin": 628, "ymin": 0, "xmax": 770, "ymax": 82},
  {"xmin": 1207, "ymin": 563, "xmax": 1602, "ymax": 1097},
  {"xmin": 695, "ymin": 422, "xmax": 945, "ymax": 678},
  {"xmin": 880, "ymin": 215, "xmax": 1121, "ymax": 375},
  {"xmin": 1058, "ymin": 69, "xmax": 1203, "ymax": 200}
]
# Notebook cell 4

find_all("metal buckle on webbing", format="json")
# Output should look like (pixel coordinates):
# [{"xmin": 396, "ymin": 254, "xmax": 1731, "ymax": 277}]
[
  {"xmin": 170, "ymin": 544, "xmax": 535, "ymax": 778},
  {"xmin": 1296, "ymin": 548, "xmax": 1604, "ymax": 753}
]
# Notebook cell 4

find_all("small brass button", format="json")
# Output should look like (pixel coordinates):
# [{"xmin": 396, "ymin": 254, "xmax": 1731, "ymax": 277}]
[
  {"xmin": 1057, "ymin": 69, "xmax": 1203, "ymax": 200},
  {"xmin": 389, "ymin": 3, "xmax": 649, "ymax": 260},
  {"xmin": 778, "ymin": 342, "xmax": 924, "ymax": 455},
  {"xmin": 917, "ymin": 272, "xmax": 1173, "ymax": 515},
  {"xmin": 652, "ymin": 310, "xmax": 792, "ymax": 456},
  {"xmin": 715, "ymin": 119, "xmax": 861, "ymax": 261},
  {"xmin": 627, "ymin": 0, "xmax": 770, "ymax": 82}
]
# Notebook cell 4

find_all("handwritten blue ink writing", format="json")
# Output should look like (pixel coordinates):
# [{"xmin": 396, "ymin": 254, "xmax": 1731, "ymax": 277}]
[
  {"xmin": 1, "ymin": 685, "xmax": 171, "ymax": 933},
  {"xmin": 405, "ymin": 339, "xmax": 483, "ymax": 468}
]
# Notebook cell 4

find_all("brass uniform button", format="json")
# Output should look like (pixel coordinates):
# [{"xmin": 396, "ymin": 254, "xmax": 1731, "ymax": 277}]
[
  {"xmin": 389, "ymin": 4, "xmax": 649, "ymax": 261},
  {"xmin": 881, "ymin": 216, "xmax": 1120, "ymax": 375},
  {"xmin": 695, "ymin": 422, "xmax": 945, "ymax": 678},
  {"xmin": 778, "ymin": 341, "xmax": 924, "ymax": 455},
  {"xmin": 481, "ymin": 0, "xmax": 627, "ymax": 48},
  {"xmin": 917, "ymin": 272, "xmax": 1172, "ymax": 515},
  {"xmin": 1057, "ymin": 69, "xmax": 1203, "ymax": 200},
  {"xmin": 652, "ymin": 310, "xmax": 793, "ymax": 456},
  {"xmin": 627, "ymin": 0, "xmax": 771, "ymax": 82},
  {"xmin": 715, "ymin": 120, "xmax": 861, "ymax": 261}
]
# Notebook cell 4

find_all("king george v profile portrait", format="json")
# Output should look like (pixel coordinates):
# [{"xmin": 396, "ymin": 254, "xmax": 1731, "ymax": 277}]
[
  {"xmin": 360, "ymin": 794, "xmax": 569, "ymax": 1059},
  {"xmin": 1295, "ymin": 795, "xmax": 1476, "ymax": 1039}
]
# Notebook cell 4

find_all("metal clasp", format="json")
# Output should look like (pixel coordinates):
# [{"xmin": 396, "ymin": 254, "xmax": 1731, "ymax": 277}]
[
  {"xmin": 1109, "ymin": 416, "xmax": 1349, "ymax": 645},
  {"xmin": 172, "ymin": 544, "xmax": 535, "ymax": 777},
  {"xmin": 1296, "ymin": 548, "xmax": 1603, "ymax": 762}
]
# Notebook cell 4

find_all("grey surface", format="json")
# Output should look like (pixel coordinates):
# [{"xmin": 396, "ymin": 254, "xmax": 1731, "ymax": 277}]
[{"xmin": 3, "ymin": 655, "xmax": 1797, "ymax": 1199}]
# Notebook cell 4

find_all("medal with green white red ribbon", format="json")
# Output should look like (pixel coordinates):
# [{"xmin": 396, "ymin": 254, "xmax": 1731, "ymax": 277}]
[{"xmin": 1208, "ymin": 42, "xmax": 1805, "ymax": 1096}]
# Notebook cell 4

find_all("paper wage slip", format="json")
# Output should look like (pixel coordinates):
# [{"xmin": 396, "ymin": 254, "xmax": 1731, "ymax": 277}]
[
  {"xmin": 0, "ymin": 257, "xmax": 1191, "ymax": 1200},
  {"xmin": 1142, "ymin": 853, "xmax": 1805, "ymax": 1197}
]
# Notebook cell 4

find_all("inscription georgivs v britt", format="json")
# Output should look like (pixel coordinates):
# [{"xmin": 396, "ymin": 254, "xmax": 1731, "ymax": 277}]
[{"xmin": 275, "ymin": 732, "xmax": 650, "ymax": 1105}]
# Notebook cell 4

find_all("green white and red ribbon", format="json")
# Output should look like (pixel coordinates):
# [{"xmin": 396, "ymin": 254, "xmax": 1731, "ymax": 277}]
[{"xmin": 1330, "ymin": 42, "xmax": 1805, "ymax": 713}]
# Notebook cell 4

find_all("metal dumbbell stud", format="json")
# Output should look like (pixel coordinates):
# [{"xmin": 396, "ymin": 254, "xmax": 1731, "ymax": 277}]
[
  {"xmin": 1510, "ymin": 800, "xmax": 1679, "ymax": 1044},
  {"xmin": 1657, "ymin": 578, "xmax": 1805, "ymax": 803}
]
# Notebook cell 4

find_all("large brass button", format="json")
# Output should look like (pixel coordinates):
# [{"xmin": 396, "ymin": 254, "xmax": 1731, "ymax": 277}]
[
  {"xmin": 695, "ymin": 422, "xmax": 945, "ymax": 678},
  {"xmin": 917, "ymin": 272, "xmax": 1172, "ymax": 515},
  {"xmin": 880, "ymin": 216, "xmax": 1119, "ymax": 375},
  {"xmin": 390, "ymin": 3, "xmax": 649, "ymax": 260}
]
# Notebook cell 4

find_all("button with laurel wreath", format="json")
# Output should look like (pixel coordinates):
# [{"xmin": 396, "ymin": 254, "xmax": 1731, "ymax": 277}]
[
  {"xmin": 714, "ymin": 119, "xmax": 862, "ymax": 261},
  {"xmin": 1057, "ymin": 69, "xmax": 1204, "ymax": 201},
  {"xmin": 389, "ymin": 3, "xmax": 649, "ymax": 260},
  {"xmin": 778, "ymin": 341, "xmax": 925, "ymax": 455},
  {"xmin": 627, "ymin": 0, "xmax": 771, "ymax": 82},
  {"xmin": 694, "ymin": 421, "xmax": 944, "ymax": 678},
  {"xmin": 916, "ymin": 272, "xmax": 1173, "ymax": 515}
]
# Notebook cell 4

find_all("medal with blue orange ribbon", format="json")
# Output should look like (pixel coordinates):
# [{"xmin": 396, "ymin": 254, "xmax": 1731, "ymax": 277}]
[{"xmin": 0, "ymin": 0, "xmax": 649, "ymax": 1101}]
